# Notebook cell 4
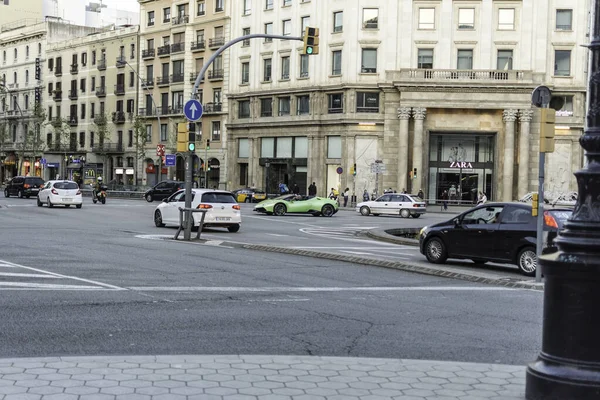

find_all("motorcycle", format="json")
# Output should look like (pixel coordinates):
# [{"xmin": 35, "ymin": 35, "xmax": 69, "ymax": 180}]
[{"xmin": 92, "ymin": 185, "xmax": 108, "ymax": 204}]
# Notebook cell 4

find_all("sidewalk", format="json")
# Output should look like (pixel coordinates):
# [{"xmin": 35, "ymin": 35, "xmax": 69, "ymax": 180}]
[{"xmin": 0, "ymin": 355, "xmax": 525, "ymax": 399}]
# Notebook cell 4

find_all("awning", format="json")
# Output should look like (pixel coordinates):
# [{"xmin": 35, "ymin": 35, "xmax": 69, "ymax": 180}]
[{"xmin": 67, "ymin": 163, "xmax": 83, "ymax": 169}]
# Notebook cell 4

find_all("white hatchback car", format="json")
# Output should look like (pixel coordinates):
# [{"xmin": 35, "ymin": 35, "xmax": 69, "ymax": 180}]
[
  {"xmin": 37, "ymin": 180, "xmax": 83, "ymax": 208},
  {"xmin": 356, "ymin": 193, "xmax": 426, "ymax": 218},
  {"xmin": 154, "ymin": 189, "xmax": 241, "ymax": 232}
]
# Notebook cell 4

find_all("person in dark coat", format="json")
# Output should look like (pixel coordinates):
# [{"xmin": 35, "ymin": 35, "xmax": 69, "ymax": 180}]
[
  {"xmin": 292, "ymin": 183, "xmax": 300, "ymax": 195},
  {"xmin": 308, "ymin": 182, "xmax": 317, "ymax": 197}
]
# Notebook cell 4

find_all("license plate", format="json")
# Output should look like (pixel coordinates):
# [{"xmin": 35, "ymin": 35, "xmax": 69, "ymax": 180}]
[
  {"xmin": 62, "ymin": 198, "xmax": 72, "ymax": 202},
  {"xmin": 216, "ymin": 217, "xmax": 231, "ymax": 221}
]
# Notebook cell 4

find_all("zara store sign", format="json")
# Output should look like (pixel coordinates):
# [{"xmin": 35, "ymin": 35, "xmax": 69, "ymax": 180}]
[{"xmin": 449, "ymin": 161, "xmax": 473, "ymax": 169}]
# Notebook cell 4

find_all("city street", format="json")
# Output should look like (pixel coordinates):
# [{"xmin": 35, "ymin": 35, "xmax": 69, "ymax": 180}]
[{"xmin": 0, "ymin": 194, "xmax": 542, "ymax": 366}]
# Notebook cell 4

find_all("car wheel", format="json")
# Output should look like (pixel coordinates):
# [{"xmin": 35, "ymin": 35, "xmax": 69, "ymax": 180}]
[
  {"xmin": 321, "ymin": 204, "xmax": 335, "ymax": 217},
  {"xmin": 37, "ymin": 197, "xmax": 42, "ymax": 207},
  {"xmin": 76, "ymin": 204, "xmax": 82, "ymax": 209},
  {"xmin": 47, "ymin": 198, "xmax": 53, "ymax": 208},
  {"xmin": 471, "ymin": 259, "xmax": 488, "ymax": 265},
  {"xmin": 425, "ymin": 237, "xmax": 448, "ymax": 264},
  {"xmin": 154, "ymin": 210, "xmax": 165, "ymax": 227},
  {"xmin": 245, "ymin": 197, "xmax": 251, "ymax": 203},
  {"xmin": 517, "ymin": 247, "xmax": 537, "ymax": 277},
  {"xmin": 228, "ymin": 224, "xmax": 240, "ymax": 233},
  {"xmin": 400, "ymin": 209, "xmax": 410, "ymax": 218},
  {"xmin": 4, "ymin": 189, "xmax": 9, "ymax": 198},
  {"xmin": 273, "ymin": 203, "xmax": 287, "ymax": 216},
  {"xmin": 101, "ymin": 197, "xmax": 106, "ymax": 204},
  {"xmin": 373, "ymin": 213, "xmax": 380, "ymax": 216},
  {"xmin": 360, "ymin": 206, "xmax": 370, "ymax": 216},
  {"xmin": 411, "ymin": 214, "xmax": 421, "ymax": 218},
  {"xmin": 65, "ymin": 205, "xmax": 70, "ymax": 208},
  {"xmin": 145, "ymin": 194, "xmax": 153, "ymax": 202},
  {"xmin": 17, "ymin": 190, "xmax": 23, "ymax": 198}
]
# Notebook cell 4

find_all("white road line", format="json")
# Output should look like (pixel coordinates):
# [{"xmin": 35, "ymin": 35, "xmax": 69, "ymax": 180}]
[
  {"xmin": 0, "ymin": 282, "xmax": 104, "ymax": 290},
  {"xmin": 0, "ymin": 264, "xmax": 16, "ymax": 268},
  {"xmin": 127, "ymin": 286, "xmax": 531, "ymax": 292},
  {"xmin": 265, "ymin": 233, "xmax": 290, "ymax": 237},
  {"xmin": 0, "ymin": 272, "xmax": 61, "ymax": 279},
  {"xmin": 340, "ymin": 251, "xmax": 377, "ymax": 255},
  {"xmin": 244, "ymin": 215, "xmax": 322, "ymax": 228},
  {"xmin": 288, "ymin": 246, "xmax": 410, "ymax": 250}
]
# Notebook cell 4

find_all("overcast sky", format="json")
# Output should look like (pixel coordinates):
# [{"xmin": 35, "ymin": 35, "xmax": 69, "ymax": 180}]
[{"xmin": 95, "ymin": 0, "xmax": 140, "ymax": 13}]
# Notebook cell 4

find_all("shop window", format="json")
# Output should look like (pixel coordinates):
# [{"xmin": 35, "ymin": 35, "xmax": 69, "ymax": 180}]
[
  {"xmin": 327, "ymin": 136, "xmax": 342, "ymax": 159},
  {"xmin": 356, "ymin": 92, "xmax": 379, "ymax": 113},
  {"xmin": 261, "ymin": 137, "xmax": 274, "ymax": 157},
  {"xmin": 238, "ymin": 138, "xmax": 249, "ymax": 158}
]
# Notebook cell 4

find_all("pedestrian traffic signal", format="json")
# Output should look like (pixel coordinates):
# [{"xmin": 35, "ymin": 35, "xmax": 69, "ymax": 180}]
[
  {"xmin": 206, "ymin": 139, "xmax": 210, "ymax": 150},
  {"xmin": 413, "ymin": 168, "xmax": 418, "ymax": 179},
  {"xmin": 352, "ymin": 163, "xmax": 357, "ymax": 176},
  {"xmin": 303, "ymin": 27, "xmax": 319, "ymax": 55}
]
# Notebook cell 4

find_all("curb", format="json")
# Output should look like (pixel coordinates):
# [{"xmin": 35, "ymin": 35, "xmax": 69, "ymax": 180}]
[{"xmin": 365, "ymin": 228, "xmax": 419, "ymax": 246}]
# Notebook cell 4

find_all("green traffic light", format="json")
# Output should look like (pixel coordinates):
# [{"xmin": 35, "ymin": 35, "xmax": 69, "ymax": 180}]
[
  {"xmin": 188, "ymin": 143, "xmax": 195, "ymax": 152},
  {"xmin": 306, "ymin": 47, "xmax": 313, "ymax": 55}
]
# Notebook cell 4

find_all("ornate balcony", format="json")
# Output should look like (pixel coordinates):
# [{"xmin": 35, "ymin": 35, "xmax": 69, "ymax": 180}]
[
  {"xmin": 388, "ymin": 68, "xmax": 537, "ymax": 86},
  {"xmin": 53, "ymin": 90, "xmax": 62, "ymax": 102},
  {"xmin": 70, "ymin": 64, "xmax": 78, "ymax": 74},
  {"xmin": 157, "ymin": 45, "xmax": 171, "ymax": 57},
  {"xmin": 142, "ymin": 78, "xmax": 154, "ymax": 89},
  {"xmin": 116, "ymin": 56, "xmax": 126, "ymax": 68},
  {"xmin": 191, "ymin": 40, "xmax": 205, "ymax": 51},
  {"xmin": 114, "ymin": 84, "xmax": 125, "ymax": 95},
  {"xmin": 172, "ymin": 15, "xmax": 189, "ymax": 25},
  {"xmin": 54, "ymin": 67, "xmax": 62, "ymax": 77},
  {"xmin": 170, "ymin": 42, "xmax": 185, "ymax": 54},
  {"xmin": 203, "ymin": 102, "xmax": 222, "ymax": 114},
  {"xmin": 92, "ymin": 143, "xmax": 124, "ymax": 153},
  {"xmin": 112, "ymin": 111, "xmax": 126, "ymax": 124},
  {"xmin": 97, "ymin": 59, "xmax": 106, "ymax": 71},
  {"xmin": 208, "ymin": 69, "xmax": 224, "ymax": 80},
  {"xmin": 95, "ymin": 86, "xmax": 106, "ymax": 97},
  {"xmin": 142, "ymin": 48, "xmax": 155, "ymax": 59},
  {"xmin": 156, "ymin": 76, "xmax": 170, "ymax": 87},
  {"xmin": 68, "ymin": 90, "xmax": 78, "ymax": 100},
  {"xmin": 68, "ymin": 115, "xmax": 78, "ymax": 126},
  {"xmin": 171, "ymin": 73, "xmax": 184, "ymax": 84},
  {"xmin": 209, "ymin": 37, "xmax": 225, "ymax": 48}
]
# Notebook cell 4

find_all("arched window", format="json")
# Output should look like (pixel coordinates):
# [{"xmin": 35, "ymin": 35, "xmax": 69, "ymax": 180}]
[
  {"xmin": 13, "ymin": 48, "xmax": 17, "ymax": 61},
  {"xmin": 13, "ymin": 71, "xmax": 16, "ymax": 83},
  {"xmin": 25, "ymin": 70, "xmax": 29, "ymax": 83},
  {"xmin": 24, "ymin": 95, "xmax": 29, "ymax": 110},
  {"xmin": 25, "ymin": 46, "xmax": 29, "ymax": 58},
  {"xmin": 38, "ymin": 43, "xmax": 42, "ymax": 55}
]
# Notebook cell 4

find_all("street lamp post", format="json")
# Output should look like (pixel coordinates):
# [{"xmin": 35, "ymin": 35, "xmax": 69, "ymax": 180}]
[{"xmin": 525, "ymin": 1, "xmax": 600, "ymax": 398}]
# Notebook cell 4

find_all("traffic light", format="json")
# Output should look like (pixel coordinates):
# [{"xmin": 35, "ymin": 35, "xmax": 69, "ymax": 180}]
[
  {"xmin": 206, "ymin": 139, "xmax": 210, "ymax": 150},
  {"xmin": 539, "ymin": 108, "xmax": 556, "ymax": 153},
  {"xmin": 413, "ymin": 168, "xmax": 417, "ymax": 179},
  {"xmin": 532, "ymin": 193, "xmax": 539, "ymax": 217},
  {"xmin": 187, "ymin": 122, "xmax": 196, "ymax": 152},
  {"xmin": 352, "ymin": 163, "xmax": 357, "ymax": 176},
  {"xmin": 177, "ymin": 122, "xmax": 188, "ymax": 152},
  {"xmin": 303, "ymin": 27, "xmax": 319, "ymax": 55}
]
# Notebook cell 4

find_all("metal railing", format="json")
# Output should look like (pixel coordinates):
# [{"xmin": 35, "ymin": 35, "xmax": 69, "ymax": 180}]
[
  {"xmin": 70, "ymin": 64, "xmax": 78, "ymax": 74},
  {"xmin": 172, "ymin": 15, "xmax": 189, "ymax": 25},
  {"xmin": 91, "ymin": 143, "xmax": 124, "ymax": 153},
  {"xmin": 191, "ymin": 40, "xmax": 205, "ymax": 51},
  {"xmin": 112, "ymin": 111, "xmax": 126, "ymax": 123},
  {"xmin": 97, "ymin": 59, "xmax": 106, "ymax": 70},
  {"xmin": 116, "ymin": 56, "xmax": 126, "ymax": 67},
  {"xmin": 68, "ymin": 116, "xmax": 78, "ymax": 126},
  {"xmin": 68, "ymin": 89, "xmax": 78, "ymax": 100},
  {"xmin": 208, "ymin": 69, "xmax": 224, "ymax": 80},
  {"xmin": 157, "ymin": 45, "xmax": 171, "ymax": 56},
  {"xmin": 114, "ymin": 84, "xmax": 125, "ymax": 95},
  {"xmin": 171, "ymin": 42, "xmax": 185, "ymax": 53},
  {"xmin": 95, "ymin": 86, "xmax": 106, "ymax": 97},
  {"xmin": 209, "ymin": 37, "xmax": 225, "ymax": 48},
  {"xmin": 156, "ymin": 76, "xmax": 170, "ymax": 86},
  {"xmin": 171, "ymin": 73, "xmax": 184, "ymax": 83},
  {"xmin": 141, "ymin": 48, "xmax": 155, "ymax": 59},
  {"xmin": 203, "ymin": 102, "xmax": 222, "ymax": 113}
]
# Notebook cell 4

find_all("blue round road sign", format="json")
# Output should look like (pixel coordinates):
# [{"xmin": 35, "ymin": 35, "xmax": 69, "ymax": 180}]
[
  {"xmin": 184, "ymin": 99, "xmax": 203, "ymax": 122},
  {"xmin": 336, "ymin": 167, "xmax": 343, "ymax": 174}
]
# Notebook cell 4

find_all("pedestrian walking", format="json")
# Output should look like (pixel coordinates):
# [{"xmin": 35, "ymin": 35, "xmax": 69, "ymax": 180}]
[
  {"xmin": 441, "ymin": 190, "xmax": 449, "ymax": 211},
  {"xmin": 308, "ymin": 182, "xmax": 317, "ymax": 198},
  {"xmin": 477, "ymin": 191, "xmax": 487, "ymax": 205},
  {"xmin": 363, "ymin": 189, "xmax": 370, "ymax": 202},
  {"xmin": 417, "ymin": 188, "xmax": 424, "ymax": 200},
  {"xmin": 343, "ymin": 187, "xmax": 350, "ymax": 207},
  {"xmin": 292, "ymin": 183, "xmax": 300, "ymax": 195}
]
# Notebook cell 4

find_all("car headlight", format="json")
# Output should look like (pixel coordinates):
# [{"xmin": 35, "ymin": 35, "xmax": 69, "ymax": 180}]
[{"xmin": 419, "ymin": 226, "xmax": 428, "ymax": 237}]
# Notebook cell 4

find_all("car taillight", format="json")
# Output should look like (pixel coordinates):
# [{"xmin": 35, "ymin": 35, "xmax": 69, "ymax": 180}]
[
  {"xmin": 413, "ymin": 204, "xmax": 419, "ymax": 208},
  {"xmin": 76, "ymin": 190, "xmax": 81, "ymax": 195},
  {"xmin": 197, "ymin": 204, "xmax": 213, "ymax": 209},
  {"xmin": 24, "ymin": 184, "xmax": 30, "ymax": 188},
  {"xmin": 40, "ymin": 184, "xmax": 44, "ymax": 188},
  {"xmin": 232, "ymin": 205, "xmax": 240, "ymax": 210},
  {"xmin": 544, "ymin": 211, "xmax": 559, "ymax": 228},
  {"xmin": 51, "ymin": 189, "xmax": 58, "ymax": 195}
]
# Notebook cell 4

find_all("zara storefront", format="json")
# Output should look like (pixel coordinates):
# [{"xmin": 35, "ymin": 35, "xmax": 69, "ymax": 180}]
[{"xmin": 427, "ymin": 133, "xmax": 496, "ymax": 204}]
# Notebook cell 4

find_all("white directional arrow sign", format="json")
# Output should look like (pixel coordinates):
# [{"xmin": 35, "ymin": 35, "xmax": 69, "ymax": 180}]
[{"xmin": 184, "ymin": 99, "xmax": 203, "ymax": 122}]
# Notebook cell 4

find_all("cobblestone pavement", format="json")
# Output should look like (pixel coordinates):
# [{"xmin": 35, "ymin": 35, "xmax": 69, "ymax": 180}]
[{"xmin": 0, "ymin": 355, "xmax": 526, "ymax": 399}]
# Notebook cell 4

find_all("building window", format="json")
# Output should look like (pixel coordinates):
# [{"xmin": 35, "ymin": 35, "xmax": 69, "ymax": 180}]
[
  {"xmin": 213, "ymin": 88, "xmax": 222, "ymax": 104},
  {"xmin": 128, "ymin": 130, "xmax": 133, "ymax": 147},
  {"xmin": 301, "ymin": 16, "xmax": 309, "ymax": 35},
  {"xmin": 419, "ymin": 8, "xmax": 435, "ymax": 29},
  {"xmin": 163, "ymin": 7, "xmax": 171, "ymax": 23},
  {"xmin": 264, "ymin": 22, "xmax": 273, "ymax": 42},
  {"xmin": 555, "ymin": 95, "xmax": 574, "ymax": 116},
  {"xmin": 333, "ymin": 11, "xmax": 343, "ymax": 32},
  {"xmin": 145, "ymin": 125, "xmax": 152, "ymax": 142},
  {"xmin": 278, "ymin": 97, "xmax": 290, "ymax": 115},
  {"xmin": 211, "ymin": 121, "xmax": 221, "ymax": 141},
  {"xmin": 282, "ymin": 19, "xmax": 291, "ymax": 36},
  {"xmin": 81, "ymin": 52, "xmax": 87, "ymax": 66},
  {"xmin": 239, "ymin": 100, "xmax": 250, "ymax": 118},
  {"xmin": 361, "ymin": 48, "xmax": 377, "ymax": 73},
  {"xmin": 79, "ymin": 131, "xmax": 85, "ymax": 148},
  {"xmin": 197, "ymin": 0, "xmax": 205, "ymax": 16},
  {"xmin": 261, "ymin": 137, "xmax": 274, "ymax": 157},
  {"xmin": 283, "ymin": 0, "xmax": 291, "ymax": 6},
  {"xmin": 91, "ymin": 102, "xmax": 95, "ymax": 118},
  {"xmin": 130, "ymin": 44, "xmax": 135, "ymax": 60},
  {"xmin": 160, "ymin": 124, "xmax": 167, "ymax": 142},
  {"xmin": 497, "ymin": 50, "xmax": 513, "ymax": 71},
  {"xmin": 147, "ymin": 11, "xmax": 155, "ymax": 26},
  {"xmin": 299, "ymin": 54, "xmax": 309, "ymax": 77},
  {"xmin": 239, "ymin": 138, "xmax": 249, "ymax": 158},
  {"xmin": 241, "ymin": 62, "xmax": 250, "ymax": 83},
  {"xmin": 260, "ymin": 98, "xmax": 273, "ymax": 117},
  {"xmin": 265, "ymin": 0, "xmax": 273, "ymax": 10},
  {"xmin": 458, "ymin": 8, "xmax": 475, "ymax": 30},
  {"xmin": 457, "ymin": 49, "xmax": 473, "ymax": 70},
  {"xmin": 281, "ymin": 56, "xmax": 290, "ymax": 79},
  {"xmin": 556, "ymin": 9, "xmax": 572, "ymax": 30},
  {"xmin": 327, "ymin": 136, "xmax": 342, "ymax": 159},
  {"xmin": 81, "ymin": 103, "xmax": 86, "ymax": 119},
  {"xmin": 297, "ymin": 95, "xmax": 309, "ymax": 115},
  {"xmin": 498, "ymin": 8, "xmax": 515, "ymax": 30},
  {"xmin": 263, "ymin": 58, "xmax": 272, "ymax": 82},
  {"xmin": 328, "ymin": 93, "xmax": 343, "ymax": 114},
  {"xmin": 243, "ymin": 0, "xmax": 251, "ymax": 15},
  {"xmin": 215, "ymin": 0, "xmax": 223, "ymax": 12},
  {"xmin": 239, "ymin": 163, "xmax": 248, "ymax": 186},
  {"xmin": 418, "ymin": 49, "xmax": 433, "ymax": 69},
  {"xmin": 554, "ymin": 50, "xmax": 571, "ymax": 76},
  {"xmin": 362, "ymin": 8, "xmax": 378, "ymax": 29},
  {"xmin": 332, "ymin": 50, "xmax": 342, "ymax": 75},
  {"xmin": 356, "ymin": 92, "xmax": 379, "ymax": 113}
]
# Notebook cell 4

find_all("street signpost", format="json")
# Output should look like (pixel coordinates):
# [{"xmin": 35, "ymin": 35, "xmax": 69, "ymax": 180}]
[
  {"xmin": 370, "ymin": 160, "xmax": 385, "ymax": 197},
  {"xmin": 156, "ymin": 144, "xmax": 165, "ymax": 156},
  {"xmin": 336, "ymin": 167, "xmax": 343, "ymax": 174},
  {"xmin": 184, "ymin": 99, "xmax": 203, "ymax": 122},
  {"xmin": 165, "ymin": 154, "xmax": 176, "ymax": 167}
]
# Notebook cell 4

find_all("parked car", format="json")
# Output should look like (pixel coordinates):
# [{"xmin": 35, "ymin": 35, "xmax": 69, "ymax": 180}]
[
  {"xmin": 356, "ymin": 193, "xmax": 426, "ymax": 218},
  {"xmin": 254, "ymin": 194, "xmax": 338, "ymax": 217},
  {"xmin": 232, "ymin": 187, "xmax": 267, "ymax": 203},
  {"xmin": 419, "ymin": 202, "xmax": 572, "ymax": 276},
  {"xmin": 144, "ymin": 180, "xmax": 185, "ymax": 202},
  {"xmin": 37, "ymin": 180, "xmax": 83, "ymax": 208},
  {"xmin": 154, "ymin": 189, "xmax": 241, "ymax": 232},
  {"xmin": 4, "ymin": 176, "xmax": 45, "ymax": 198}
]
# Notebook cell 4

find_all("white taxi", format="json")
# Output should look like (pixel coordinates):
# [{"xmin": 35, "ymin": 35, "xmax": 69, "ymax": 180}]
[
  {"xmin": 356, "ymin": 193, "xmax": 426, "ymax": 218},
  {"xmin": 37, "ymin": 180, "xmax": 83, "ymax": 208},
  {"xmin": 153, "ymin": 189, "xmax": 241, "ymax": 232}
]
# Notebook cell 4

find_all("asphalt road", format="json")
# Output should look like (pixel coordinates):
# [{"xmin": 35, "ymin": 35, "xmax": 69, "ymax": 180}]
[{"xmin": 0, "ymin": 194, "xmax": 543, "ymax": 365}]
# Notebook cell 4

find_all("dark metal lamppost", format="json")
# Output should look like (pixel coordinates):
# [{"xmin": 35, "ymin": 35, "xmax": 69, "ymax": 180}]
[{"xmin": 525, "ymin": 1, "xmax": 600, "ymax": 398}]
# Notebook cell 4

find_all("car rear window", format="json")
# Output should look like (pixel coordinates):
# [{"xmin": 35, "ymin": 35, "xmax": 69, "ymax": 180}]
[
  {"xmin": 201, "ymin": 193, "xmax": 236, "ymax": 203},
  {"xmin": 25, "ymin": 178, "xmax": 44, "ymax": 185},
  {"xmin": 54, "ymin": 182, "xmax": 79, "ymax": 190}
]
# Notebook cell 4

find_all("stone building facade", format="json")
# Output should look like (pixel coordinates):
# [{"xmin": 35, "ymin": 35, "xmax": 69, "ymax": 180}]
[{"xmin": 226, "ymin": 0, "xmax": 588, "ymax": 201}]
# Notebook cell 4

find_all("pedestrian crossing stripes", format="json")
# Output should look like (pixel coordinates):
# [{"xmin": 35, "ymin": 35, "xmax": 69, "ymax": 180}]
[{"xmin": 299, "ymin": 226, "xmax": 377, "ymax": 239}]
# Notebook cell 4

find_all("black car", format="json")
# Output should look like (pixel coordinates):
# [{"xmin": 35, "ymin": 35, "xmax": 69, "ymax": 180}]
[
  {"xmin": 4, "ymin": 176, "xmax": 45, "ymax": 198},
  {"xmin": 144, "ymin": 180, "xmax": 185, "ymax": 202},
  {"xmin": 419, "ymin": 202, "xmax": 572, "ymax": 276}
]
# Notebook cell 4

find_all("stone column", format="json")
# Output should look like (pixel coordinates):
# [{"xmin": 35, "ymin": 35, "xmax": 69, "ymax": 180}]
[
  {"xmin": 518, "ymin": 109, "xmax": 534, "ymax": 199},
  {"xmin": 412, "ymin": 107, "xmax": 426, "ymax": 193},
  {"xmin": 502, "ymin": 109, "xmax": 518, "ymax": 201},
  {"xmin": 397, "ymin": 107, "xmax": 411, "ymax": 192}
]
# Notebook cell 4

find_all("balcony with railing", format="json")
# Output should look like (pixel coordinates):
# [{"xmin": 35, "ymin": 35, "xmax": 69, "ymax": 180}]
[
  {"xmin": 114, "ymin": 84, "xmax": 125, "ymax": 95},
  {"xmin": 97, "ymin": 59, "xmax": 107, "ymax": 71},
  {"xmin": 191, "ymin": 40, "xmax": 205, "ymax": 51},
  {"xmin": 54, "ymin": 67, "xmax": 62, "ymax": 77},
  {"xmin": 68, "ymin": 115, "xmax": 78, "ymax": 126},
  {"xmin": 171, "ymin": 73, "xmax": 184, "ymax": 84},
  {"xmin": 142, "ymin": 48, "xmax": 155, "ymax": 59},
  {"xmin": 45, "ymin": 143, "xmax": 79, "ymax": 153},
  {"xmin": 203, "ymin": 102, "xmax": 222, "ymax": 114},
  {"xmin": 209, "ymin": 37, "xmax": 225, "ymax": 48},
  {"xmin": 70, "ymin": 64, "xmax": 78, "ymax": 74},
  {"xmin": 388, "ymin": 69, "xmax": 537, "ymax": 86},
  {"xmin": 92, "ymin": 143, "xmax": 124, "ymax": 153},
  {"xmin": 116, "ymin": 56, "xmax": 126, "ymax": 68},
  {"xmin": 95, "ymin": 86, "xmax": 106, "ymax": 97},
  {"xmin": 156, "ymin": 76, "xmax": 170, "ymax": 86},
  {"xmin": 172, "ymin": 15, "xmax": 189, "ymax": 25},
  {"xmin": 208, "ymin": 69, "xmax": 224, "ymax": 80},
  {"xmin": 50, "ymin": 117, "xmax": 62, "ymax": 127},
  {"xmin": 156, "ymin": 105, "xmax": 170, "ymax": 116},
  {"xmin": 93, "ymin": 115, "xmax": 107, "ymax": 126},
  {"xmin": 112, "ymin": 111, "xmax": 126, "ymax": 124},
  {"xmin": 170, "ymin": 42, "xmax": 185, "ymax": 54},
  {"xmin": 189, "ymin": 72, "xmax": 204, "ymax": 82},
  {"xmin": 138, "ymin": 108, "xmax": 153, "ymax": 117},
  {"xmin": 53, "ymin": 90, "xmax": 62, "ymax": 101},
  {"xmin": 68, "ymin": 90, "xmax": 78, "ymax": 100},
  {"xmin": 157, "ymin": 45, "xmax": 171, "ymax": 57},
  {"xmin": 142, "ymin": 78, "xmax": 154, "ymax": 88}
]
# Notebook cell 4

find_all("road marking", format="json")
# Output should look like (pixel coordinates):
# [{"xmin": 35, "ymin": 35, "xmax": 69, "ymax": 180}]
[
  {"xmin": 245, "ymin": 215, "xmax": 321, "ymax": 228},
  {"xmin": 127, "ymin": 286, "xmax": 531, "ymax": 292},
  {"xmin": 0, "ymin": 282, "xmax": 104, "ymax": 290},
  {"xmin": 0, "ymin": 264, "xmax": 16, "ymax": 268},
  {"xmin": 266, "ymin": 233, "xmax": 290, "ymax": 237},
  {"xmin": 340, "ymin": 251, "xmax": 377, "ymax": 255},
  {"xmin": 288, "ymin": 246, "xmax": 413, "ymax": 250},
  {"xmin": 0, "ymin": 272, "xmax": 61, "ymax": 279}
]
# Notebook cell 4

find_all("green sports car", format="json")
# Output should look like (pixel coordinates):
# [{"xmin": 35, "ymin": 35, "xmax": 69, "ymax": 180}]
[{"xmin": 253, "ymin": 195, "xmax": 339, "ymax": 217}]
